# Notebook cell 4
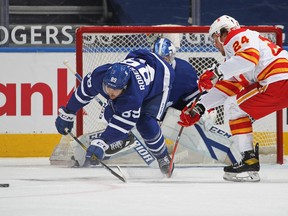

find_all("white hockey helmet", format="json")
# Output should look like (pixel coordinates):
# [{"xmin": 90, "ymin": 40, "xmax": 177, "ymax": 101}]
[{"xmin": 209, "ymin": 15, "xmax": 240, "ymax": 39}]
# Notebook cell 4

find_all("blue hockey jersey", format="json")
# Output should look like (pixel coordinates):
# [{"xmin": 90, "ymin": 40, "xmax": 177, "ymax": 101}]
[
  {"xmin": 66, "ymin": 49, "xmax": 175, "ymax": 143},
  {"xmin": 167, "ymin": 57, "xmax": 199, "ymax": 110}
]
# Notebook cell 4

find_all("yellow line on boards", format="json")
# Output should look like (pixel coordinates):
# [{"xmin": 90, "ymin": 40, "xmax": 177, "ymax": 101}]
[
  {"xmin": 0, "ymin": 134, "xmax": 62, "ymax": 157},
  {"xmin": 0, "ymin": 133, "xmax": 287, "ymax": 157}
]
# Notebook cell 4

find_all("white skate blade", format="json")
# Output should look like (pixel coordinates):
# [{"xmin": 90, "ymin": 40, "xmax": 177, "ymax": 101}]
[{"xmin": 223, "ymin": 171, "xmax": 260, "ymax": 182}]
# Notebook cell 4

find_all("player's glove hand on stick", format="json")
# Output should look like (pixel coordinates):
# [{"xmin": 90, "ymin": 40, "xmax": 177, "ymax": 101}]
[
  {"xmin": 85, "ymin": 139, "xmax": 109, "ymax": 165},
  {"xmin": 178, "ymin": 103, "xmax": 206, "ymax": 127},
  {"xmin": 55, "ymin": 106, "xmax": 76, "ymax": 135},
  {"xmin": 198, "ymin": 64, "xmax": 223, "ymax": 92}
]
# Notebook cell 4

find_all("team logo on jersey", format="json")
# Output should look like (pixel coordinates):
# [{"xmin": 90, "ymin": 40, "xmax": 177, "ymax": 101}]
[{"xmin": 110, "ymin": 77, "xmax": 117, "ymax": 83}]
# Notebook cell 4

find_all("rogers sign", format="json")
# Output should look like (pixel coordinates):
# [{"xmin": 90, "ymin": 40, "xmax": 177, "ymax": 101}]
[{"xmin": 0, "ymin": 25, "xmax": 74, "ymax": 45}]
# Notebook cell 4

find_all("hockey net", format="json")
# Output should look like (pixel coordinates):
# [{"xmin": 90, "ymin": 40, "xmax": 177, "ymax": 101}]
[{"xmin": 50, "ymin": 25, "xmax": 284, "ymax": 166}]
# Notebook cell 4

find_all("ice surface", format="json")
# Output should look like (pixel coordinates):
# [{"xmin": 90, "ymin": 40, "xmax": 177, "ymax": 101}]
[{"xmin": 0, "ymin": 158, "xmax": 288, "ymax": 216}]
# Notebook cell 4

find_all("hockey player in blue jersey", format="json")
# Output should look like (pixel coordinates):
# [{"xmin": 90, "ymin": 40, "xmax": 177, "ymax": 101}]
[
  {"xmin": 55, "ymin": 49, "xmax": 175, "ymax": 175},
  {"xmin": 152, "ymin": 37, "xmax": 199, "ymax": 111}
]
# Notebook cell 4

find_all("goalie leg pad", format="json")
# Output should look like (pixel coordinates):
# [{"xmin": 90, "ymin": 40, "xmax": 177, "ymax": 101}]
[
  {"xmin": 161, "ymin": 107, "xmax": 242, "ymax": 165},
  {"xmin": 70, "ymin": 134, "xmax": 91, "ymax": 167}
]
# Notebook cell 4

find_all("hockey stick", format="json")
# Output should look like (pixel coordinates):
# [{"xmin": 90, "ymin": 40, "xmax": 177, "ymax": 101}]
[
  {"xmin": 167, "ymin": 126, "xmax": 184, "ymax": 177},
  {"xmin": 168, "ymin": 92, "xmax": 203, "ymax": 177},
  {"xmin": 66, "ymin": 129, "xmax": 126, "ymax": 183},
  {"xmin": 63, "ymin": 60, "xmax": 157, "ymax": 168}
]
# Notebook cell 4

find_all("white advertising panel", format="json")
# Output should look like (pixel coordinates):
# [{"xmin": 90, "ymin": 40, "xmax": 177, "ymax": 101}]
[{"xmin": 0, "ymin": 52, "xmax": 76, "ymax": 133}]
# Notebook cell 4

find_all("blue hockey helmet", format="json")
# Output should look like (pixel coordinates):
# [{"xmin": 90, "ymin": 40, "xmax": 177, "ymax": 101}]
[
  {"xmin": 152, "ymin": 37, "xmax": 176, "ymax": 64},
  {"xmin": 103, "ymin": 63, "xmax": 131, "ymax": 89}
]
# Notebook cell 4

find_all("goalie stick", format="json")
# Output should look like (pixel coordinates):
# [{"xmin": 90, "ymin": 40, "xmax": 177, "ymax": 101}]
[
  {"xmin": 168, "ymin": 92, "xmax": 203, "ymax": 177},
  {"xmin": 66, "ymin": 129, "xmax": 126, "ymax": 183},
  {"xmin": 63, "ymin": 60, "xmax": 158, "ymax": 168}
]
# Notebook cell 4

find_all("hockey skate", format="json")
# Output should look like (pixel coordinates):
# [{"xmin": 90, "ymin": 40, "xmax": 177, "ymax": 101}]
[
  {"xmin": 223, "ymin": 144, "xmax": 260, "ymax": 182},
  {"xmin": 157, "ymin": 153, "xmax": 174, "ymax": 176}
]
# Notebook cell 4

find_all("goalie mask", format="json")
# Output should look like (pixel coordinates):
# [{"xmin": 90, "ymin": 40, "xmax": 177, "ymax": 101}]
[
  {"xmin": 103, "ymin": 63, "xmax": 131, "ymax": 90},
  {"xmin": 152, "ymin": 38, "xmax": 176, "ymax": 64},
  {"xmin": 209, "ymin": 15, "xmax": 240, "ymax": 40}
]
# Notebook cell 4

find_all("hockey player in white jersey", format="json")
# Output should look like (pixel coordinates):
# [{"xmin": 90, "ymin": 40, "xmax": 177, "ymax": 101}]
[
  {"xmin": 55, "ymin": 49, "xmax": 175, "ymax": 176},
  {"xmin": 179, "ymin": 15, "xmax": 288, "ymax": 182}
]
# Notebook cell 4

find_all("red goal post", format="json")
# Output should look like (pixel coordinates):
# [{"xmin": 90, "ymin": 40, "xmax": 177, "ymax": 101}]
[{"xmin": 75, "ymin": 25, "xmax": 284, "ymax": 164}]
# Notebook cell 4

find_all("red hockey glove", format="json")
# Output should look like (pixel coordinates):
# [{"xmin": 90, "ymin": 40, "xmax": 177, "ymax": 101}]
[
  {"xmin": 198, "ymin": 64, "xmax": 223, "ymax": 92},
  {"xmin": 178, "ymin": 103, "xmax": 206, "ymax": 127}
]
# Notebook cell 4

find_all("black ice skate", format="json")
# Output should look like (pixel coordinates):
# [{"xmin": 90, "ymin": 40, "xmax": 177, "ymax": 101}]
[
  {"xmin": 223, "ymin": 143, "xmax": 260, "ymax": 182},
  {"xmin": 157, "ymin": 153, "xmax": 174, "ymax": 176}
]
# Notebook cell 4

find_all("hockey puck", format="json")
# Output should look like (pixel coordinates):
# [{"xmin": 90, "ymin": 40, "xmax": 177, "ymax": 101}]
[{"xmin": 0, "ymin": 184, "xmax": 9, "ymax": 187}]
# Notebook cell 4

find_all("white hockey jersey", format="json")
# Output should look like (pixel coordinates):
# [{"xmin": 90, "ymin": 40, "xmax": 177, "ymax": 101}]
[{"xmin": 201, "ymin": 28, "xmax": 288, "ymax": 110}]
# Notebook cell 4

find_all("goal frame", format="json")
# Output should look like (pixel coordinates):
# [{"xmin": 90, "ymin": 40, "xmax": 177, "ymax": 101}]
[{"xmin": 75, "ymin": 25, "xmax": 284, "ymax": 164}]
